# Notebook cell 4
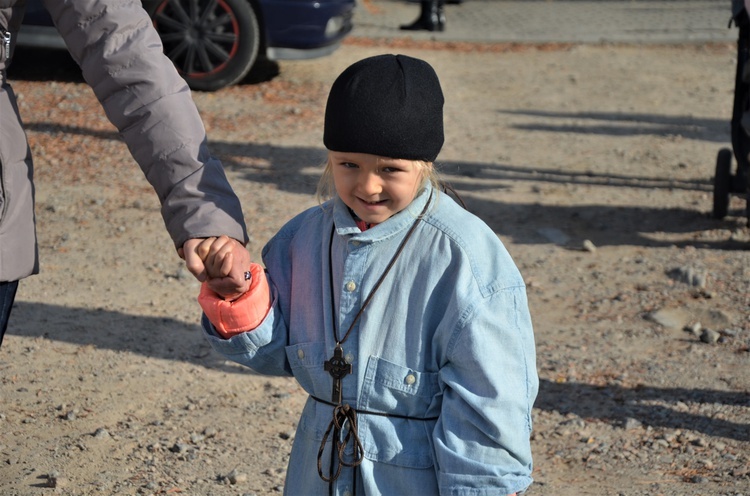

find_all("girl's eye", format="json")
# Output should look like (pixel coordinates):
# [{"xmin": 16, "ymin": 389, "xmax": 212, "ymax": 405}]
[{"xmin": 341, "ymin": 162, "xmax": 358, "ymax": 169}]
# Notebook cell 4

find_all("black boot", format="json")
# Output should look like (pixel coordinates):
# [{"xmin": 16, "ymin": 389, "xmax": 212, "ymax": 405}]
[
  {"xmin": 437, "ymin": 1, "xmax": 446, "ymax": 30},
  {"xmin": 400, "ymin": 0, "xmax": 444, "ymax": 32}
]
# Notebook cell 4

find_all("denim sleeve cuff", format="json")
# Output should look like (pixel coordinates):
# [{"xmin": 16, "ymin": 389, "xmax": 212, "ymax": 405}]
[{"xmin": 201, "ymin": 312, "xmax": 273, "ymax": 357}]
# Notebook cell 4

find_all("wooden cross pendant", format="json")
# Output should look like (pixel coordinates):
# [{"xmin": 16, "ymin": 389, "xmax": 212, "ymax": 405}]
[{"xmin": 324, "ymin": 345, "xmax": 352, "ymax": 404}]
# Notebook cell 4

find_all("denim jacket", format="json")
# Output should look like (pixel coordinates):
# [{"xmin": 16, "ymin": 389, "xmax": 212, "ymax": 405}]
[{"xmin": 202, "ymin": 185, "xmax": 538, "ymax": 495}]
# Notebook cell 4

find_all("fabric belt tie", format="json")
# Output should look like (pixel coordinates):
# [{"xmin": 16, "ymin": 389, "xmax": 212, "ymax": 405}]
[{"xmin": 311, "ymin": 395, "xmax": 439, "ymax": 421}]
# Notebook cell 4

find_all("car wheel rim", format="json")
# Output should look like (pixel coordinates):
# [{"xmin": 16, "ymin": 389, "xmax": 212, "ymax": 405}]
[{"xmin": 154, "ymin": 0, "xmax": 241, "ymax": 78}]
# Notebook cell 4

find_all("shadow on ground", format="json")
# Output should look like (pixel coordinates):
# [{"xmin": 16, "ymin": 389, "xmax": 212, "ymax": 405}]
[
  {"xmin": 5, "ymin": 301, "xmax": 250, "ymax": 375},
  {"xmin": 536, "ymin": 379, "xmax": 750, "ymax": 442},
  {"xmin": 6, "ymin": 301, "xmax": 748, "ymax": 441},
  {"xmin": 502, "ymin": 109, "xmax": 728, "ymax": 143},
  {"xmin": 21, "ymin": 119, "xmax": 746, "ymax": 249}
]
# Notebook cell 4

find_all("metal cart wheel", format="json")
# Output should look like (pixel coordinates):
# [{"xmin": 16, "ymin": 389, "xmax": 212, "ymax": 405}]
[{"xmin": 713, "ymin": 148, "xmax": 733, "ymax": 219}]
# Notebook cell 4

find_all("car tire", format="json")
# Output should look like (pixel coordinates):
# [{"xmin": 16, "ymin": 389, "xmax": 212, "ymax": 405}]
[{"xmin": 151, "ymin": 0, "xmax": 260, "ymax": 91}]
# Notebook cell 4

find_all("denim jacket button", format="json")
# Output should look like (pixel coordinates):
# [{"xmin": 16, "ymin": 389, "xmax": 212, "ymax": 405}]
[
  {"xmin": 297, "ymin": 349, "xmax": 305, "ymax": 359},
  {"xmin": 345, "ymin": 281, "xmax": 356, "ymax": 292},
  {"xmin": 404, "ymin": 374, "xmax": 416, "ymax": 385},
  {"xmin": 345, "ymin": 353, "xmax": 354, "ymax": 364}
]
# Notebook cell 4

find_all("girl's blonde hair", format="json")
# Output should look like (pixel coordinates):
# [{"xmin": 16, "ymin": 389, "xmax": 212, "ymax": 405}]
[{"xmin": 315, "ymin": 155, "xmax": 443, "ymax": 205}]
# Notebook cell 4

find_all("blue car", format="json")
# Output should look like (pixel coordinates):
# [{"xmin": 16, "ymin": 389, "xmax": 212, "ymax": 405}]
[{"xmin": 18, "ymin": 0, "xmax": 355, "ymax": 91}]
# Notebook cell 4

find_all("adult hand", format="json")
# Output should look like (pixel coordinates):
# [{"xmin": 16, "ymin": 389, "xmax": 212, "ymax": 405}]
[{"xmin": 182, "ymin": 236, "xmax": 251, "ymax": 300}]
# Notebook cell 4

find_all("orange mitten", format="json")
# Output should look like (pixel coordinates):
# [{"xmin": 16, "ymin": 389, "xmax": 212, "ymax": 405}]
[{"xmin": 199, "ymin": 263, "xmax": 271, "ymax": 338}]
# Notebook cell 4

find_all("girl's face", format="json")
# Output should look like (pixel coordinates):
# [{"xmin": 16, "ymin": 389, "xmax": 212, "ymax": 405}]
[{"xmin": 329, "ymin": 151, "xmax": 426, "ymax": 225}]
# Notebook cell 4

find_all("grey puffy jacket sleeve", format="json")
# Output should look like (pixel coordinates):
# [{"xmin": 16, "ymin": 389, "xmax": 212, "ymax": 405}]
[{"xmin": 42, "ymin": 0, "xmax": 248, "ymax": 249}]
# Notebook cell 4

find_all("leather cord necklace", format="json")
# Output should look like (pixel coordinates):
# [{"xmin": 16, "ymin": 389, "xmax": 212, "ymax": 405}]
[{"xmin": 317, "ymin": 192, "xmax": 432, "ymax": 492}]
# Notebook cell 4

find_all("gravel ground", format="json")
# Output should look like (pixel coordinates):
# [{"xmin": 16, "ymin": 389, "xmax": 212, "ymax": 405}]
[{"xmin": 1, "ymin": 38, "xmax": 749, "ymax": 496}]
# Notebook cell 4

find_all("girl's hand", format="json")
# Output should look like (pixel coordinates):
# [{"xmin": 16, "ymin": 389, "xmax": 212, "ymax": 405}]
[
  {"xmin": 195, "ymin": 236, "xmax": 233, "ymax": 279},
  {"xmin": 180, "ymin": 238, "xmax": 212, "ymax": 282}
]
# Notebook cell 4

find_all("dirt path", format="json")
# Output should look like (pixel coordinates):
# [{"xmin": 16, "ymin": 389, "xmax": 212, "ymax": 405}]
[{"xmin": 1, "ymin": 40, "xmax": 749, "ymax": 495}]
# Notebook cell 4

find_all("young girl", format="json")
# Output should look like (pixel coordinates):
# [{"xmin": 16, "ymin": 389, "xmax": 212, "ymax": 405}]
[{"xmin": 197, "ymin": 54, "xmax": 538, "ymax": 496}]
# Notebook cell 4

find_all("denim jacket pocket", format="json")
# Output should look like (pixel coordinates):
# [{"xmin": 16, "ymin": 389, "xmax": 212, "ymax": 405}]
[{"xmin": 358, "ymin": 356, "xmax": 440, "ymax": 468}]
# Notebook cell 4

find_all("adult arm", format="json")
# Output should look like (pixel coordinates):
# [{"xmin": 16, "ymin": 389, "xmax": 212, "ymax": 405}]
[{"xmin": 42, "ymin": 0, "xmax": 249, "ymax": 277}]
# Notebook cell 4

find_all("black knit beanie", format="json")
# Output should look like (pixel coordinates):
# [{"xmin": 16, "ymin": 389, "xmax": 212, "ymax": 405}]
[{"xmin": 324, "ymin": 54, "xmax": 444, "ymax": 162}]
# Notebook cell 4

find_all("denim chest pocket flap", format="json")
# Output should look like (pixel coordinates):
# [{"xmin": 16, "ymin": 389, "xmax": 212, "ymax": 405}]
[{"xmin": 363, "ymin": 356, "xmax": 439, "ymax": 404}]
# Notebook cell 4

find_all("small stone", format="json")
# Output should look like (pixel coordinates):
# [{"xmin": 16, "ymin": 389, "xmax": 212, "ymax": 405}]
[
  {"xmin": 92, "ymin": 428, "xmax": 110, "ymax": 439},
  {"xmin": 668, "ymin": 266, "xmax": 707, "ymax": 288},
  {"xmin": 623, "ymin": 417, "xmax": 642, "ymax": 430},
  {"xmin": 169, "ymin": 442, "xmax": 190, "ymax": 453},
  {"xmin": 47, "ymin": 471, "xmax": 67, "ymax": 488},
  {"xmin": 647, "ymin": 307, "xmax": 691, "ymax": 330},
  {"xmin": 227, "ymin": 469, "xmax": 248, "ymax": 484},
  {"xmin": 691, "ymin": 437, "xmax": 708, "ymax": 447},
  {"xmin": 700, "ymin": 329, "xmax": 720, "ymax": 344},
  {"xmin": 684, "ymin": 322, "xmax": 702, "ymax": 336},
  {"xmin": 581, "ymin": 239, "xmax": 596, "ymax": 253}
]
